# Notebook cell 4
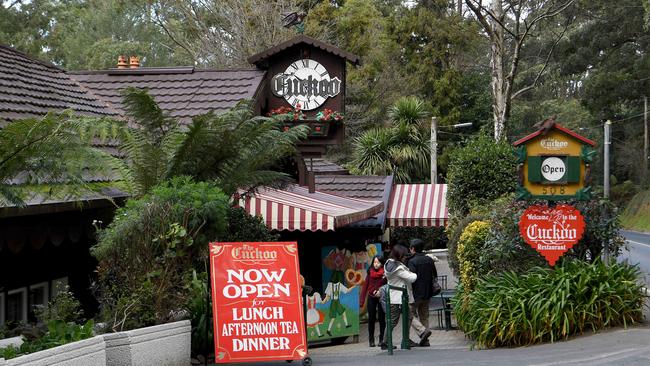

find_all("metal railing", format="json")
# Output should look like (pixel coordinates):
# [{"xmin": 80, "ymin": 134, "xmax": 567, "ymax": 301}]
[{"xmin": 384, "ymin": 285, "xmax": 410, "ymax": 355}]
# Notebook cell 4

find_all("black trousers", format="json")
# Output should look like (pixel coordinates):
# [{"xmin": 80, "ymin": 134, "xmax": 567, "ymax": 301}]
[{"xmin": 367, "ymin": 296, "xmax": 386, "ymax": 342}]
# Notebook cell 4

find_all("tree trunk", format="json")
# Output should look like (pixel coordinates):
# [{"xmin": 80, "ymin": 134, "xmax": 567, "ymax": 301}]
[{"xmin": 490, "ymin": 0, "xmax": 507, "ymax": 141}]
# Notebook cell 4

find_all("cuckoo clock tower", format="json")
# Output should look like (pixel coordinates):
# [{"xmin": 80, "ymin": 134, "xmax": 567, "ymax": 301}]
[{"xmin": 249, "ymin": 35, "xmax": 360, "ymax": 157}]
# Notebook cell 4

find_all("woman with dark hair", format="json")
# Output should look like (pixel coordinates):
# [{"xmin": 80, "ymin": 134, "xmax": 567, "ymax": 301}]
[
  {"xmin": 360, "ymin": 255, "xmax": 386, "ymax": 347},
  {"xmin": 381, "ymin": 245, "xmax": 426, "ymax": 350}
]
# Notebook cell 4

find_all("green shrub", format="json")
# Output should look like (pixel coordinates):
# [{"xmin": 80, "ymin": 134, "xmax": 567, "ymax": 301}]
[
  {"xmin": 221, "ymin": 207, "xmax": 279, "ymax": 242},
  {"xmin": 446, "ymin": 134, "xmax": 517, "ymax": 224},
  {"xmin": 610, "ymin": 180, "xmax": 639, "ymax": 207},
  {"xmin": 92, "ymin": 176, "xmax": 229, "ymax": 331},
  {"xmin": 390, "ymin": 226, "xmax": 447, "ymax": 250},
  {"xmin": 621, "ymin": 189, "xmax": 650, "ymax": 232},
  {"xmin": 454, "ymin": 260, "xmax": 645, "ymax": 349},
  {"xmin": 478, "ymin": 197, "xmax": 546, "ymax": 276},
  {"xmin": 35, "ymin": 285, "xmax": 84, "ymax": 325},
  {"xmin": 569, "ymin": 200, "xmax": 626, "ymax": 262},
  {"xmin": 456, "ymin": 221, "xmax": 490, "ymax": 292},
  {"xmin": 0, "ymin": 320, "xmax": 94, "ymax": 360},
  {"xmin": 447, "ymin": 214, "xmax": 485, "ymax": 276}
]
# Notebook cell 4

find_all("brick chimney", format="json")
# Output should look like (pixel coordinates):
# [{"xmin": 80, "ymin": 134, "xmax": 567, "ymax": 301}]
[
  {"xmin": 117, "ymin": 55, "xmax": 128, "ymax": 69},
  {"xmin": 129, "ymin": 56, "xmax": 140, "ymax": 68}
]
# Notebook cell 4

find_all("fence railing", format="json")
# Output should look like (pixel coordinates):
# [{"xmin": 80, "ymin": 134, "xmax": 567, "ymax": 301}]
[{"xmin": 384, "ymin": 284, "xmax": 410, "ymax": 355}]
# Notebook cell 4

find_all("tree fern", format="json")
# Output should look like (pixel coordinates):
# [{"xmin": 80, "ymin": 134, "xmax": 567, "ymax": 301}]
[{"xmin": 0, "ymin": 111, "xmax": 124, "ymax": 206}]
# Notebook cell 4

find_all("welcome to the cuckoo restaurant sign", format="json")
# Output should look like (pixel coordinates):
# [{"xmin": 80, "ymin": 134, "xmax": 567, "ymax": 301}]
[
  {"xmin": 519, "ymin": 204, "xmax": 585, "ymax": 266},
  {"xmin": 209, "ymin": 242, "xmax": 307, "ymax": 363}
]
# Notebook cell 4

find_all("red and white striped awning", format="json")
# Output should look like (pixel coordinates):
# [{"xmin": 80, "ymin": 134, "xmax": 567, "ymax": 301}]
[
  {"xmin": 387, "ymin": 184, "xmax": 448, "ymax": 227},
  {"xmin": 236, "ymin": 184, "xmax": 384, "ymax": 232}
]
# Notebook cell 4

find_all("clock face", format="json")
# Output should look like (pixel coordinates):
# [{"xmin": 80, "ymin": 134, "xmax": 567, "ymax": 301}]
[{"xmin": 271, "ymin": 59, "xmax": 341, "ymax": 111}]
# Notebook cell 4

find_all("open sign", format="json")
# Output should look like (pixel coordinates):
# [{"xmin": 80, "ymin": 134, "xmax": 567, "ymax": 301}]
[{"xmin": 541, "ymin": 157, "xmax": 566, "ymax": 182}]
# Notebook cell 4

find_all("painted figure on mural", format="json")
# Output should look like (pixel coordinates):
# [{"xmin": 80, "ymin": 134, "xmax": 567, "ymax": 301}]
[
  {"xmin": 306, "ymin": 292, "xmax": 326, "ymax": 337},
  {"xmin": 323, "ymin": 281, "xmax": 353, "ymax": 336}
]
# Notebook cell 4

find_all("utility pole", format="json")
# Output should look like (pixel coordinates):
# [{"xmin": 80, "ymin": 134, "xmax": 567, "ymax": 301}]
[
  {"xmin": 430, "ymin": 119, "xmax": 471, "ymax": 185},
  {"xmin": 643, "ymin": 96, "xmax": 648, "ymax": 183},
  {"xmin": 431, "ymin": 117, "xmax": 438, "ymax": 184},
  {"xmin": 604, "ymin": 120, "xmax": 611, "ymax": 199}
]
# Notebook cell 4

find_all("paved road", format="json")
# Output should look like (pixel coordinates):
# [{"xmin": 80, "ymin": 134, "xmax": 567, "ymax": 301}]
[
  {"xmin": 231, "ymin": 326, "xmax": 650, "ymax": 366},
  {"xmin": 620, "ymin": 230, "xmax": 650, "ymax": 284}
]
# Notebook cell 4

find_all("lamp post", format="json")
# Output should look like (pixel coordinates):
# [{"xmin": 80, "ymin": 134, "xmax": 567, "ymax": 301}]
[{"xmin": 430, "ymin": 118, "xmax": 473, "ymax": 184}]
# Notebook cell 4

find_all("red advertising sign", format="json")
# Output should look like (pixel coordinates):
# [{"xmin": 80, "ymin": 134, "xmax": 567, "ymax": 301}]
[
  {"xmin": 519, "ymin": 204, "xmax": 585, "ymax": 266},
  {"xmin": 209, "ymin": 242, "xmax": 307, "ymax": 363}
]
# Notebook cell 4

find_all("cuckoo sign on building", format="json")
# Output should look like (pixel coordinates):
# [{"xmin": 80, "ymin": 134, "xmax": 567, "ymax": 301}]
[
  {"xmin": 271, "ymin": 59, "xmax": 341, "ymax": 110},
  {"xmin": 513, "ymin": 119, "xmax": 597, "ymax": 201}
]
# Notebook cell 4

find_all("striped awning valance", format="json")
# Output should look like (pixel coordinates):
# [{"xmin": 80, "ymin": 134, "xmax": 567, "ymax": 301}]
[
  {"xmin": 236, "ymin": 184, "xmax": 383, "ymax": 232},
  {"xmin": 387, "ymin": 184, "xmax": 448, "ymax": 227}
]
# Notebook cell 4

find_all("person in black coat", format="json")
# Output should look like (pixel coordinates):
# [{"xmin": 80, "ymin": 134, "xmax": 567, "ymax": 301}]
[{"xmin": 407, "ymin": 238, "xmax": 437, "ymax": 347}]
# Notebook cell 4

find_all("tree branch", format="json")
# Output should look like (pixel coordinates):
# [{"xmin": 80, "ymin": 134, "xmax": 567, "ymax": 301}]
[
  {"xmin": 151, "ymin": 9, "xmax": 198, "ymax": 63},
  {"xmin": 528, "ymin": 0, "xmax": 576, "ymax": 29},
  {"xmin": 464, "ymin": 0, "xmax": 495, "ymax": 38},
  {"xmin": 468, "ymin": 0, "xmax": 518, "ymax": 39},
  {"xmin": 511, "ymin": 23, "xmax": 570, "ymax": 100}
]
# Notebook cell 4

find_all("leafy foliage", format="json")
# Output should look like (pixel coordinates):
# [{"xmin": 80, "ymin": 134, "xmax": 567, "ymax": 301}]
[
  {"xmin": 454, "ymin": 260, "xmax": 645, "ymax": 348},
  {"xmin": 349, "ymin": 96, "xmax": 430, "ymax": 183},
  {"xmin": 0, "ymin": 111, "xmax": 120, "ymax": 206},
  {"xmin": 446, "ymin": 134, "xmax": 517, "ymax": 221},
  {"xmin": 621, "ymin": 189, "xmax": 650, "ymax": 232},
  {"xmin": 222, "ymin": 207, "xmax": 279, "ymax": 242},
  {"xmin": 92, "ymin": 177, "xmax": 229, "ymax": 331},
  {"xmin": 113, "ymin": 88, "xmax": 308, "ymax": 197},
  {"xmin": 456, "ymin": 221, "xmax": 490, "ymax": 292},
  {"xmin": 0, "ymin": 320, "xmax": 94, "ymax": 360},
  {"xmin": 35, "ymin": 285, "xmax": 85, "ymax": 325},
  {"xmin": 390, "ymin": 226, "xmax": 447, "ymax": 250}
]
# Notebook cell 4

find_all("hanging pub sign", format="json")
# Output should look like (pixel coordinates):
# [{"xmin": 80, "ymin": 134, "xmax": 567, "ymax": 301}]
[
  {"xmin": 271, "ymin": 59, "xmax": 341, "ymax": 110},
  {"xmin": 519, "ymin": 204, "xmax": 585, "ymax": 266},
  {"xmin": 209, "ymin": 242, "xmax": 308, "ymax": 364},
  {"xmin": 513, "ymin": 118, "xmax": 596, "ymax": 201}
]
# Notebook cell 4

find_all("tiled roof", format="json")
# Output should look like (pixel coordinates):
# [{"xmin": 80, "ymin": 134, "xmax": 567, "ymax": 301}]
[
  {"xmin": 305, "ymin": 158, "xmax": 348, "ymax": 175},
  {"xmin": 69, "ymin": 67, "xmax": 266, "ymax": 124},
  {"xmin": 315, "ymin": 175, "xmax": 393, "ymax": 229},
  {"xmin": 0, "ymin": 45, "xmax": 119, "ymax": 122},
  {"xmin": 248, "ymin": 35, "xmax": 361, "ymax": 66}
]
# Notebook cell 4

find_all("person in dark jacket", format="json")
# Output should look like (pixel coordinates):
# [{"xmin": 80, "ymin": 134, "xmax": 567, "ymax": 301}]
[
  {"xmin": 407, "ymin": 238, "xmax": 436, "ymax": 346},
  {"xmin": 360, "ymin": 255, "xmax": 387, "ymax": 347}
]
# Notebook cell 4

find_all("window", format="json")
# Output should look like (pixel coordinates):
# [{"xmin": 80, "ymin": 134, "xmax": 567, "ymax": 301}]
[
  {"xmin": 29, "ymin": 282, "xmax": 49, "ymax": 319},
  {"xmin": 0, "ymin": 293, "xmax": 5, "ymax": 326},
  {"xmin": 6, "ymin": 288, "xmax": 27, "ymax": 324}
]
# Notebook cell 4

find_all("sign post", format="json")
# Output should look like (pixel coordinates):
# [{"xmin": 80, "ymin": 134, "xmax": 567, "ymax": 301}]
[
  {"xmin": 514, "ymin": 119, "xmax": 596, "ymax": 266},
  {"xmin": 209, "ymin": 242, "xmax": 309, "ymax": 364}
]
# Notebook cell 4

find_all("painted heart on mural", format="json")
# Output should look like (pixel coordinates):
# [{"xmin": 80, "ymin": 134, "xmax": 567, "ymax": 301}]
[
  {"xmin": 344, "ymin": 269, "xmax": 364, "ymax": 286},
  {"xmin": 519, "ymin": 204, "xmax": 586, "ymax": 266}
]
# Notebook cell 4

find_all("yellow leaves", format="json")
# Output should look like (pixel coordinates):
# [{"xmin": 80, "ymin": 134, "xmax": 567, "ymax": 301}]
[{"xmin": 457, "ymin": 220, "xmax": 490, "ymax": 292}]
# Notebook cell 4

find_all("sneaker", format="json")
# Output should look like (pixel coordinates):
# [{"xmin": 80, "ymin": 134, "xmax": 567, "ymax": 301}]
[
  {"xmin": 408, "ymin": 340, "xmax": 419, "ymax": 348},
  {"xmin": 380, "ymin": 342, "xmax": 396, "ymax": 350},
  {"xmin": 369, "ymin": 340, "xmax": 375, "ymax": 347},
  {"xmin": 419, "ymin": 339, "xmax": 430, "ymax": 347}
]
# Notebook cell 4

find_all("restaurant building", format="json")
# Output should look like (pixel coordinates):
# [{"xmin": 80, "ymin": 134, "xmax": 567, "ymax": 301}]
[{"xmin": 0, "ymin": 36, "xmax": 448, "ymax": 334}]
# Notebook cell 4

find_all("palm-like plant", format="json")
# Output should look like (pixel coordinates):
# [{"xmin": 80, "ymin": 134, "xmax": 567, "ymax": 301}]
[
  {"xmin": 114, "ymin": 87, "xmax": 309, "ymax": 196},
  {"xmin": 0, "ymin": 111, "xmax": 118, "ymax": 206},
  {"xmin": 349, "ymin": 96, "xmax": 430, "ymax": 183}
]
